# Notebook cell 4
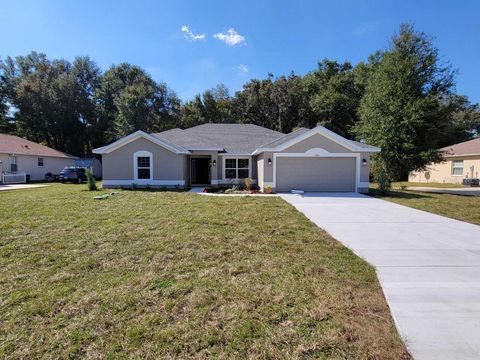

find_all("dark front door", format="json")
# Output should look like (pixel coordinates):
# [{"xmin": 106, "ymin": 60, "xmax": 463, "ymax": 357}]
[{"xmin": 191, "ymin": 158, "xmax": 210, "ymax": 185}]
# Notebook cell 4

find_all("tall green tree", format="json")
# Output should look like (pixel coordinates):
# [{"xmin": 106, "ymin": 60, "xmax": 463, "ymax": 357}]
[
  {"xmin": 0, "ymin": 52, "xmax": 101, "ymax": 155},
  {"xmin": 97, "ymin": 63, "xmax": 181, "ymax": 140},
  {"xmin": 304, "ymin": 60, "xmax": 363, "ymax": 137},
  {"xmin": 354, "ymin": 24, "xmax": 457, "ymax": 183}
]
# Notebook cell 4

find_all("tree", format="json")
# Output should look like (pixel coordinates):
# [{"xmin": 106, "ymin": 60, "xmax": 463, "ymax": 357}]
[
  {"xmin": 97, "ymin": 63, "xmax": 181, "ymax": 140},
  {"xmin": 0, "ymin": 52, "xmax": 101, "ymax": 155},
  {"xmin": 354, "ymin": 24, "xmax": 457, "ymax": 183},
  {"xmin": 304, "ymin": 60, "xmax": 363, "ymax": 137}
]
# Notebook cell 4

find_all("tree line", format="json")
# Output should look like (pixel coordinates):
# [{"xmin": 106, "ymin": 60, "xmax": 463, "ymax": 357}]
[{"xmin": 1, "ymin": 24, "xmax": 479, "ymax": 182}]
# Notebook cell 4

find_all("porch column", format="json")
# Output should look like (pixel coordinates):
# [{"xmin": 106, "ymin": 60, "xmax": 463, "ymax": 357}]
[{"xmin": 211, "ymin": 153, "xmax": 219, "ymax": 185}]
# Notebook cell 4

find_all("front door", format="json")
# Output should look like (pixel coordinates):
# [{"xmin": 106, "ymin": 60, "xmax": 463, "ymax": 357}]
[{"xmin": 191, "ymin": 158, "xmax": 211, "ymax": 185}]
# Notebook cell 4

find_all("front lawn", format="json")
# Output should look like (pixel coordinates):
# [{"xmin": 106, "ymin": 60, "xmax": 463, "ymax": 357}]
[
  {"xmin": 370, "ymin": 188, "xmax": 480, "ymax": 225},
  {"xmin": 0, "ymin": 184, "xmax": 409, "ymax": 359},
  {"xmin": 391, "ymin": 181, "xmax": 464, "ymax": 189}
]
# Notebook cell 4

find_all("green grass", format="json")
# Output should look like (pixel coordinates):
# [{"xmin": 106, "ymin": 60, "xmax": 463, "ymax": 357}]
[
  {"xmin": 391, "ymin": 182, "xmax": 465, "ymax": 189},
  {"xmin": 370, "ymin": 188, "xmax": 480, "ymax": 225},
  {"xmin": 0, "ymin": 184, "xmax": 409, "ymax": 359}
]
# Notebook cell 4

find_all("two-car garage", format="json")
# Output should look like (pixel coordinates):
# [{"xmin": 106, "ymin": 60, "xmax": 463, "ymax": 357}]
[{"xmin": 275, "ymin": 156, "xmax": 357, "ymax": 192}]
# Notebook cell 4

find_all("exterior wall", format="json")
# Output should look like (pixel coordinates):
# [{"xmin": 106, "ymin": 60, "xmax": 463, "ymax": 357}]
[
  {"xmin": 409, "ymin": 156, "xmax": 480, "ymax": 184},
  {"xmin": 257, "ymin": 152, "xmax": 274, "ymax": 190},
  {"xmin": 92, "ymin": 159, "xmax": 102, "ymax": 178},
  {"xmin": 281, "ymin": 133, "xmax": 352, "ymax": 153},
  {"xmin": 101, "ymin": 137, "xmax": 186, "ymax": 187},
  {"xmin": 0, "ymin": 152, "xmax": 74, "ymax": 181},
  {"xmin": 360, "ymin": 153, "xmax": 371, "ymax": 182}
]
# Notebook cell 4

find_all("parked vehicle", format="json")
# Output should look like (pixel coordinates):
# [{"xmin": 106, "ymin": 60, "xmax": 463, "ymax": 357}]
[
  {"xmin": 45, "ymin": 172, "xmax": 60, "ymax": 182},
  {"xmin": 59, "ymin": 167, "xmax": 87, "ymax": 183}
]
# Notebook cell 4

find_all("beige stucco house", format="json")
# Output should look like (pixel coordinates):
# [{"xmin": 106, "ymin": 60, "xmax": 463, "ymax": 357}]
[
  {"xmin": 409, "ymin": 137, "xmax": 480, "ymax": 184},
  {"xmin": 93, "ymin": 124, "xmax": 380, "ymax": 193},
  {"xmin": 0, "ymin": 133, "xmax": 76, "ymax": 183}
]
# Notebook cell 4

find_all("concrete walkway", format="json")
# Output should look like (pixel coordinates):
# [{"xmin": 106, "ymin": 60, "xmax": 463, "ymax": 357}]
[
  {"xmin": 280, "ymin": 192, "xmax": 480, "ymax": 360},
  {"xmin": 0, "ymin": 184, "xmax": 50, "ymax": 191},
  {"xmin": 406, "ymin": 186, "xmax": 480, "ymax": 196}
]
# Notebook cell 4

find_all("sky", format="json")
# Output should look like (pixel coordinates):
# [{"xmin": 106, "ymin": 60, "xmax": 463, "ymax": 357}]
[{"xmin": 1, "ymin": 0, "xmax": 479, "ymax": 103}]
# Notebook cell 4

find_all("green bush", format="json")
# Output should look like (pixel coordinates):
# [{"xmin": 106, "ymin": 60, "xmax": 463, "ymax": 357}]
[
  {"xmin": 86, "ymin": 169, "xmax": 97, "ymax": 191},
  {"xmin": 372, "ymin": 158, "xmax": 392, "ymax": 194}
]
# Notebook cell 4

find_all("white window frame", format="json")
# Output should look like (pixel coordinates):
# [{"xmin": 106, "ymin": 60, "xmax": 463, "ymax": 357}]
[
  {"xmin": 451, "ymin": 160, "xmax": 463, "ymax": 176},
  {"xmin": 38, "ymin": 157, "xmax": 44, "ymax": 167},
  {"xmin": 222, "ymin": 156, "xmax": 251, "ymax": 181},
  {"xmin": 133, "ymin": 150, "xmax": 153, "ymax": 182}
]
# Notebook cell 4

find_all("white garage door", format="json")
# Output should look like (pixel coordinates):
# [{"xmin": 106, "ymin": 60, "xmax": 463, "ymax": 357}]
[{"xmin": 276, "ymin": 157, "xmax": 356, "ymax": 192}]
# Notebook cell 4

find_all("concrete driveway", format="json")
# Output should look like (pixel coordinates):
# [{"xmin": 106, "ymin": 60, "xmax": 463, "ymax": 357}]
[
  {"xmin": 280, "ymin": 192, "xmax": 480, "ymax": 360},
  {"xmin": 0, "ymin": 184, "xmax": 50, "ymax": 191}
]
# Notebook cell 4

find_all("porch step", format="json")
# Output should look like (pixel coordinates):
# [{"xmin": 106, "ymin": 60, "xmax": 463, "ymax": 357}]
[{"xmin": 189, "ymin": 187, "xmax": 205, "ymax": 193}]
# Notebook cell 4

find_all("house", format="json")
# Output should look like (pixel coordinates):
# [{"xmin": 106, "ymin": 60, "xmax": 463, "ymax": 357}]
[
  {"xmin": 409, "ymin": 137, "xmax": 480, "ymax": 184},
  {"xmin": 0, "ymin": 133, "xmax": 76, "ymax": 183},
  {"xmin": 93, "ymin": 124, "xmax": 380, "ymax": 193},
  {"xmin": 74, "ymin": 158, "xmax": 102, "ymax": 179}
]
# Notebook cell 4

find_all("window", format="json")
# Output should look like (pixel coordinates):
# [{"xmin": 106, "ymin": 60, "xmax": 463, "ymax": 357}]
[
  {"xmin": 9, "ymin": 155, "xmax": 17, "ymax": 172},
  {"xmin": 133, "ymin": 151, "xmax": 153, "ymax": 181},
  {"xmin": 38, "ymin": 157, "xmax": 44, "ymax": 167},
  {"xmin": 137, "ymin": 157, "xmax": 151, "ymax": 179},
  {"xmin": 452, "ymin": 160, "xmax": 463, "ymax": 176},
  {"xmin": 225, "ymin": 158, "xmax": 250, "ymax": 179}
]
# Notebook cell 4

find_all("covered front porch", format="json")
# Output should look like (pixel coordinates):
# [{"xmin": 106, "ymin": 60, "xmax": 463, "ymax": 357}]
[{"xmin": 187, "ymin": 152, "xmax": 255, "ymax": 188}]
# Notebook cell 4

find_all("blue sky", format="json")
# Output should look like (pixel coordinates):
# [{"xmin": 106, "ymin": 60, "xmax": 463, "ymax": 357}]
[{"xmin": 1, "ymin": 0, "xmax": 479, "ymax": 103}]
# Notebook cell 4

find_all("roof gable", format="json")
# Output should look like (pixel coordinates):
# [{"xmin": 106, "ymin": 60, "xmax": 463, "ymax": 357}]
[
  {"xmin": 92, "ymin": 131, "xmax": 191, "ymax": 155},
  {"xmin": 252, "ymin": 126, "xmax": 381, "ymax": 154}
]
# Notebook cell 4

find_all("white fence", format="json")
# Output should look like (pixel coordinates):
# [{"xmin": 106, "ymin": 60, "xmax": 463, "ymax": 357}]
[{"xmin": 2, "ymin": 172, "xmax": 27, "ymax": 184}]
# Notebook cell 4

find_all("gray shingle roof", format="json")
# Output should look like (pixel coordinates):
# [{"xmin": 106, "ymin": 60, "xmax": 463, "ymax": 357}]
[
  {"xmin": 156, "ymin": 124, "xmax": 285, "ymax": 154},
  {"xmin": 154, "ymin": 124, "xmax": 380, "ymax": 154},
  {"xmin": 154, "ymin": 128, "xmax": 222, "ymax": 151},
  {"xmin": 258, "ymin": 127, "xmax": 310, "ymax": 148}
]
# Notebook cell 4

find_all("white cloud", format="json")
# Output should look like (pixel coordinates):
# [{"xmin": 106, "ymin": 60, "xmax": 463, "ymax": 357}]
[
  {"xmin": 236, "ymin": 64, "xmax": 249, "ymax": 74},
  {"xmin": 213, "ymin": 28, "xmax": 245, "ymax": 46},
  {"xmin": 181, "ymin": 25, "xmax": 206, "ymax": 41}
]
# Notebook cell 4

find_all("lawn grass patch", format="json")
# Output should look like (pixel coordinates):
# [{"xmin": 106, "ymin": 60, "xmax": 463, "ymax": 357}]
[
  {"xmin": 392, "ymin": 181, "xmax": 465, "ymax": 189},
  {"xmin": 0, "ymin": 184, "xmax": 409, "ymax": 358},
  {"xmin": 370, "ymin": 188, "xmax": 480, "ymax": 225}
]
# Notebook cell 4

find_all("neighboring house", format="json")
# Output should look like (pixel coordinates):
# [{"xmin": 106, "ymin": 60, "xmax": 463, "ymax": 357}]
[
  {"xmin": 93, "ymin": 124, "xmax": 380, "ymax": 193},
  {"xmin": 74, "ymin": 158, "xmax": 102, "ymax": 179},
  {"xmin": 0, "ymin": 133, "xmax": 76, "ymax": 183},
  {"xmin": 409, "ymin": 137, "xmax": 480, "ymax": 184}
]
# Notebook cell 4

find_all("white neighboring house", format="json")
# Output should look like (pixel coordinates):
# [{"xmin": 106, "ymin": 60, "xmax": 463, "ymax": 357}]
[{"xmin": 0, "ymin": 133, "xmax": 76, "ymax": 184}]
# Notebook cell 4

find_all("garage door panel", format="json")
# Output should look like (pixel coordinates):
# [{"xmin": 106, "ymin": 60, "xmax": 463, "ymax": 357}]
[{"xmin": 276, "ymin": 157, "xmax": 356, "ymax": 192}]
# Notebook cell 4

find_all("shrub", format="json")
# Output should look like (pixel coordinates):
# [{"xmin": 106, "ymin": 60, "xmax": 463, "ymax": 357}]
[
  {"xmin": 264, "ymin": 185, "xmax": 273, "ymax": 194},
  {"xmin": 243, "ymin": 177, "xmax": 253, "ymax": 191},
  {"xmin": 86, "ymin": 169, "xmax": 97, "ymax": 191},
  {"xmin": 372, "ymin": 159, "xmax": 392, "ymax": 194}
]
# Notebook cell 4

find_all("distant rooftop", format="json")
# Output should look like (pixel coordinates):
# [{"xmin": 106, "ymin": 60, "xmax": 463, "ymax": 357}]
[
  {"xmin": 0, "ymin": 133, "xmax": 76, "ymax": 158},
  {"xmin": 441, "ymin": 137, "xmax": 480, "ymax": 157}
]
